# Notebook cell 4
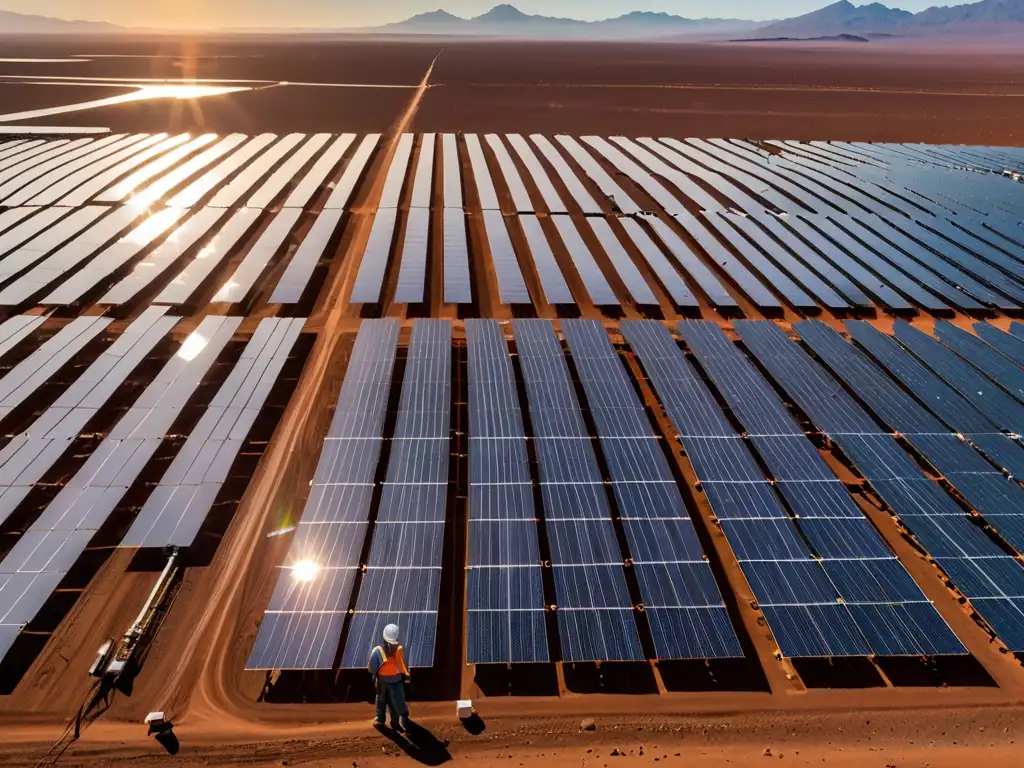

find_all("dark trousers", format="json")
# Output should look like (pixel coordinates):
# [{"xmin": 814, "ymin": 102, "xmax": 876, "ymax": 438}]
[{"xmin": 375, "ymin": 677, "xmax": 408, "ymax": 727}]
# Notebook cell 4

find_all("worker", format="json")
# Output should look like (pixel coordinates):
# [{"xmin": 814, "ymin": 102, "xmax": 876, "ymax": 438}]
[{"xmin": 368, "ymin": 623, "xmax": 410, "ymax": 731}]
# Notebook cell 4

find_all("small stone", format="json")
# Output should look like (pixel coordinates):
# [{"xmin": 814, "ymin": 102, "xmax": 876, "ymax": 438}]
[
  {"xmin": 764, "ymin": 748, "xmax": 773, "ymax": 757},
  {"xmin": 581, "ymin": 719, "xmax": 597, "ymax": 732},
  {"xmin": 611, "ymin": 748, "xmax": 621, "ymax": 757}
]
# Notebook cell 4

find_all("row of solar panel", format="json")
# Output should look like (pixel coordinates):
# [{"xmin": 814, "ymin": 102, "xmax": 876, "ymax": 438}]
[
  {"xmin": 1, "ymin": 134, "xmax": 1020, "ymax": 317},
  {"xmin": 0, "ymin": 313, "xmax": 305, "ymax": 664},
  {"xmin": 249, "ymin": 315, "xmax": 1024, "ymax": 669}
]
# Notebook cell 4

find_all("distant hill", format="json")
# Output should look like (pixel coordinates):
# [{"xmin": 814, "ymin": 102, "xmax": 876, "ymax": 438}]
[
  {"xmin": 0, "ymin": 9, "xmax": 120, "ymax": 33},
  {"xmin": 758, "ymin": 0, "xmax": 1024, "ymax": 37},
  {"xmin": 382, "ymin": 4, "xmax": 764, "ymax": 38}
]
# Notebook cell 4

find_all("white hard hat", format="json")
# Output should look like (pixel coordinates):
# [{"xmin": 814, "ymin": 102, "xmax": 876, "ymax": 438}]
[{"xmin": 382, "ymin": 624, "xmax": 400, "ymax": 644}]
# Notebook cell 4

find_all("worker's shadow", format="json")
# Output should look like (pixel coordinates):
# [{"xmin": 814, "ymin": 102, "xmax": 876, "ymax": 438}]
[
  {"xmin": 150, "ymin": 722, "xmax": 180, "ymax": 756},
  {"xmin": 377, "ymin": 721, "xmax": 451, "ymax": 765}
]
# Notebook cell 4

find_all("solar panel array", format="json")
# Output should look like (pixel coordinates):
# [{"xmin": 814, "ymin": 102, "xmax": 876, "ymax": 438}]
[
  {"xmin": 0, "ymin": 315, "xmax": 236, "ymax": 663},
  {"xmin": 513, "ymin": 319, "xmax": 643, "ymax": 661},
  {"xmin": 121, "ymin": 317, "xmax": 305, "ymax": 548},
  {"xmin": 4, "ymin": 130, "xmax": 1024, "ymax": 686},
  {"xmin": 465, "ymin": 319, "xmax": 549, "ymax": 664},
  {"xmin": 562, "ymin": 320, "xmax": 741, "ymax": 659},
  {"xmin": 737, "ymin": 321, "xmax": 1024, "ymax": 652},
  {"xmin": 678, "ymin": 321, "xmax": 962, "ymax": 656},
  {"xmin": 340, "ymin": 320, "xmax": 452, "ymax": 669},
  {"xmin": 247, "ymin": 319, "xmax": 399, "ymax": 670},
  {"xmin": 0, "ymin": 134, "xmax": 1019, "ymax": 318}
]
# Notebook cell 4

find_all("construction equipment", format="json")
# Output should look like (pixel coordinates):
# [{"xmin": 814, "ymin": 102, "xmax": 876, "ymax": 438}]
[{"xmin": 104, "ymin": 547, "xmax": 181, "ymax": 681}]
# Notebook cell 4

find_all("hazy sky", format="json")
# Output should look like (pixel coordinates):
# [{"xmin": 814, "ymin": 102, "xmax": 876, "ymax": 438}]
[{"xmin": 2, "ymin": 1, "xmax": 947, "ymax": 27}]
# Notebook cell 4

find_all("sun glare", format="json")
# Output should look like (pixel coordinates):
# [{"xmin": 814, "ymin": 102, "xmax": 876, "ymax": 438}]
[
  {"xmin": 176, "ymin": 331, "xmax": 209, "ymax": 362},
  {"xmin": 291, "ymin": 559, "xmax": 321, "ymax": 583}
]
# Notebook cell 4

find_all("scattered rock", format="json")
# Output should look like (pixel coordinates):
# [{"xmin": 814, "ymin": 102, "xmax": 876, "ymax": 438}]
[
  {"xmin": 763, "ymin": 748, "xmax": 773, "ymax": 757},
  {"xmin": 611, "ymin": 748, "xmax": 622, "ymax": 757},
  {"xmin": 280, "ymin": 762, "xmax": 289, "ymax": 767},
  {"xmin": 581, "ymin": 719, "xmax": 597, "ymax": 732}
]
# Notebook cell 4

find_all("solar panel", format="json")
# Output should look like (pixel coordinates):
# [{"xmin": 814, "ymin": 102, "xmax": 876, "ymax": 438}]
[
  {"xmin": 801, "ymin": 215, "xmax": 951, "ymax": 312},
  {"xmin": 440, "ymin": 134, "xmax": 463, "ymax": 210},
  {"xmin": 0, "ymin": 139, "xmax": 79, "ymax": 178},
  {"xmin": 686, "ymin": 320, "xmax": 962, "ymax": 654},
  {"xmin": 168, "ymin": 134, "xmax": 278, "ymax": 208},
  {"xmin": 685, "ymin": 140, "xmax": 824, "ymax": 215},
  {"xmin": 465, "ymin": 134, "xmax": 500, "ymax": 211},
  {"xmin": 282, "ymin": 134, "xmax": 358, "ymax": 208},
  {"xmin": 485, "ymin": 134, "xmax": 532, "ymax": 212},
  {"xmin": 0, "ymin": 316, "xmax": 110, "ymax": 422},
  {"xmin": 934, "ymin": 321, "xmax": 1024, "ymax": 401},
  {"xmin": 555, "ymin": 135, "xmax": 641, "ymax": 215},
  {"xmin": 339, "ymin": 320, "xmax": 451, "ymax": 669},
  {"xmin": 975, "ymin": 322, "xmax": 1024, "ymax": 368},
  {"xmin": 514, "ymin": 319, "xmax": 643, "ymax": 662},
  {"xmin": 205, "ymin": 133, "xmax": 306, "ymax": 207},
  {"xmin": 483, "ymin": 211, "xmax": 531, "ymax": 304},
  {"xmin": 0, "ymin": 315, "xmax": 46, "ymax": 362},
  {"xmin": 67, "ymin": 134, "xmax": 216, "ymax": 207},
  {"xmin": 0, "ymin": 208, "xmax": 72, "ymax": 258},
  {"xmin": 893, "ymin": 321, "xmax": 1024, "ymax": 434},
  {"xmin": 518, "ymin": 215, "xmax": 573, "ymax": 305},
  {"xmin": 714, "ymin": 213, "xmax": 846, "ymax": 310},
  {"xmin": 841, "ymin": 215, "xmax": 1009, "ymax": 310},
  {"xmin": 38, "ymin": 207, "xmax": 187, "ymax": 306},
  {"xmin": 149, "ymin": 208, "xmax": 263, "ymax": 305},
  {"xmin": 585, "ymin": 218, "xmax": 658, "ymax": 305},
  {"xmin": 593, "ymin": 136, "xmax": 724, "ymax": 213},
  {"xmin": 673, "ymin": 211, "xmax": 780, "ymax": 309},
  {"xmin": 241, "ymin": 132, "xmax": 329, "ymax": 207},
  {"xmin": 623, "ymin": 321, "xmax": 879, "ymax": 657},
  {"xmin": 796, "ymin": 320, "xmax": 1024, "ymax": 546},
  {"xmin": 778, "ymin": 214, "xmax": 911, "ymax": 310},
  {"xmin": 656, "ymin": 138, "xmax": 805, "ymax": 214},
  {"xmin": 247, "ymin": 319, "xmax": 399, "ymax": 670},
  {"xmin": 350, "ymin": 209, "xmax": 400, "ymax": 304},
  {"xmin": 699, "ymin": 212, "xmax": 815, "ymax": 309},
  {"xmin": 0, "ymin": 137, "xmax": 117, "ymax": 194},
  {"xmin": 465, "ymin": 319, "xmax": 548, "ymax": 664},
  {"xmin": 111, "ymin": 134, "xmax": 247, "ymax": 207},
  {"xmin": 0, "ymin": 206, "xmax": 109, "ymax": 287},
  {"xmin": 122, "ymin": 318, "xmax": 304, "ymax": 548},
  {"xmin": 874, "ymin": 215, "xmax": 1024, "ymax": 306},
  {"xmin": 1, "ymin": 134, "xmax": 159, "ymax": 208},
  {"xmin": 737, "ymin": 319, "xmax": 1022, "ymax": 651},
  {"xmin": 580, "ymin": 136, "xmax": 688, "ymax": 215},
  {"xmin": 549, "ymin": 217, "xmax": 616, "ymax": 306},
  {"xmin": 319, "ymin": 134, "xmax": 379, "ymax": 211},
  {"xmin": 529, "ymin": 135, "xmax": 602, "ymax": 215},
  {"xmin": 708, "ymin": 140, "xmax": 856, "ymax": 215},
  {"xmin": 213, "ymin": 208, "xmax": 304, "ymax": 304},
  {"xmin": 506, "ymin": 134, "xmax": 567, "ymax": 213},
  {"xmin": 0, "ymin": 315, "xmax": 235, "ymax": 666},
  {"xmin": 99, "ymin": 207, "xmax": 230, "ymax": 305},
  {"xmin": 563, "ymin": 320, "xmax": 740, "ymax": 659}
]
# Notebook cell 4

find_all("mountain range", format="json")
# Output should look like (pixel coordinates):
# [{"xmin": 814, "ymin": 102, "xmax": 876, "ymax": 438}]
[
  {"xmin": 0, "ymin": 9, "xmax": 118, "ymax": 33},
  {"xmin": 2, "ymin": 2, "xmax": 1024, "ymax": 39},
  {"xmin": 759, "ymin": 0, "xmax": 1024, "ymax": 37},
  {"xmin": 380, "ymin": 5, "xmax": 762, "ymax": 37}
]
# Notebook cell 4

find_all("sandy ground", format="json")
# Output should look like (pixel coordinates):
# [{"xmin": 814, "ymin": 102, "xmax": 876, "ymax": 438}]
[{"xmin": 0, "ymin": 37, "xmax": 1024, "ymax": 142}]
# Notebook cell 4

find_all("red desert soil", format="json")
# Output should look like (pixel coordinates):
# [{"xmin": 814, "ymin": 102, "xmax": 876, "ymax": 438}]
[{"xmin": 1, "ymin": 37, "xmax": 1024, "ymax": 143}]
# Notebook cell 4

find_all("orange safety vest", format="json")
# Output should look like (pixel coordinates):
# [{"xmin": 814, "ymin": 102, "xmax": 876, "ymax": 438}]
[{"xmin": 373, "ymin": 645, "xmax": 408, "ymax": 678}]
